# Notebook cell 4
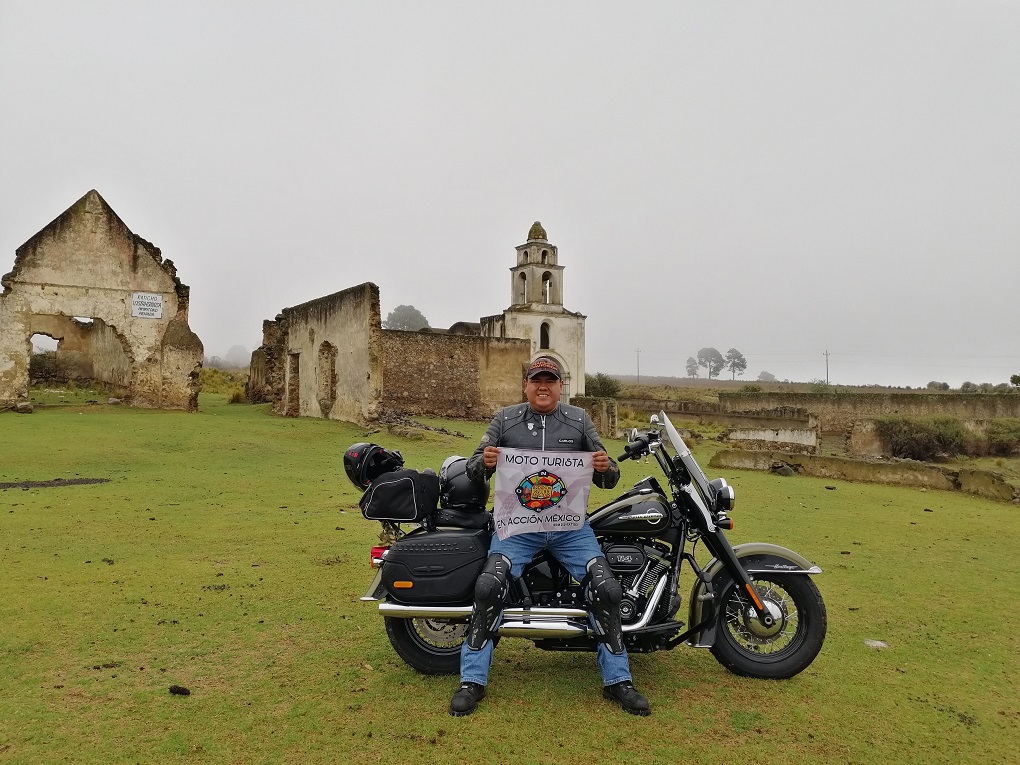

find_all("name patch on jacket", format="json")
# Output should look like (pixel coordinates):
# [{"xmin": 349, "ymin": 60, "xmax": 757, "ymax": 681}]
[
  {"xmin": 493, "ymin": 448, "xmax": 593, "ymax": 540},
  {"xmin": 557, "ymin": 438, "xmax": 575, "ymax": 444}
]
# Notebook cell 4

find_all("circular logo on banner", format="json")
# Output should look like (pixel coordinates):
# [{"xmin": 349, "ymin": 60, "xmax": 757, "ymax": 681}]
[{"xmin": 516, "ymin": 470, "xmax": 567, "ymax": 511}]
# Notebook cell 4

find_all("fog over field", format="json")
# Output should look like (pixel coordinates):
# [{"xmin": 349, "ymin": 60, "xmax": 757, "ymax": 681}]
[{"xmin": 2, "ymin": 1, "xmax": 1017, "ymax": 388}]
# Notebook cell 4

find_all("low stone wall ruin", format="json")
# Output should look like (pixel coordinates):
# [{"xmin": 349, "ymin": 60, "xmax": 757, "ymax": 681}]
[{"xmin": 709, "ymin": 449, "xmax": 1019, "ymax": 504}]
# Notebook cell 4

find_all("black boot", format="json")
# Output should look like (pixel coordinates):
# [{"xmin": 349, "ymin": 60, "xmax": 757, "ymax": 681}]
[
  {"xmin": 603, "ymin": 681, "xmax": 651, "ymax": 716},
  {"xmin": 449, "ymin": 682, "xmax": 486, "ymax": 716}
]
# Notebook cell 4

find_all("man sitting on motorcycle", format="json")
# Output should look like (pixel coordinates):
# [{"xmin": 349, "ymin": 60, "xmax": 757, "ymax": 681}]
[{"xmin": 450, "ymin": 355, "xmax": 651, "ymax": 717}]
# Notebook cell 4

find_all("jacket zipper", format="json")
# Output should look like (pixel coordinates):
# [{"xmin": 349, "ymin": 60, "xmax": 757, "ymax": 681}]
[{"xmin": 540, "ymin": 414, "xmax": 546, "ymax": 450}]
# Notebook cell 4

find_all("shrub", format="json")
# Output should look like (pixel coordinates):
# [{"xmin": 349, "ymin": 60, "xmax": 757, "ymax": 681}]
[
  {"xmin": 585, "ymin": 373, "xmax": 622, "ymax": 398},
  {"xmin": 29, "ymin": 350, "xmax": 72, "ymax": 383},
  {"xmin": 873, "ymin": 416, "xmax": 966, "ymax": 461},
  {"xmin": 985, "ymin": 419, "xmax": 1020, "ymax": 456},
  {"xmin": 200, "ymin": 366, "xmax": 249, "ymax": 395}
]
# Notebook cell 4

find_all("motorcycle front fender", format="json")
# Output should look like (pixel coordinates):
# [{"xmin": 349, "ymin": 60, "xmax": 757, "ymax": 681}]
[{"xmin": 686, "ymin": 542, "xmax": 822, "ymax": 648}]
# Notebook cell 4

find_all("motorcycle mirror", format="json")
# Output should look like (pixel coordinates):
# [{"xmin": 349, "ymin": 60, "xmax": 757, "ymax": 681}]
[
  {"xmin": 628, "ymin": 428, "xmax": 640, "ymax": 442},
  {"xmin": 649, "ymin": 414, "xmax": 660, "ymax": 426}
]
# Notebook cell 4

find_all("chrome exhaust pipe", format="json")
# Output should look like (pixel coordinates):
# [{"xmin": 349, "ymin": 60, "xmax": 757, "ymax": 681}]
[
  {"xmin": 376, "ymin": 577, "xmax": 669, "ymax": 634},
  {"xmin": 377, "ymin": 603, "xmax": 594, "ymax": 621},
  {"xmin": 498, "ymin": 620, "xmax": 589, "ymax": 639},
  {"xmin": 377, "ymin": 603, "xmax": 473, "ymax": 619}
]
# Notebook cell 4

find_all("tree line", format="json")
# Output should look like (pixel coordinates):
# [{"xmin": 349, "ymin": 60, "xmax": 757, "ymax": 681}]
[{"xmin": 685, "ymin": 347, "xmax": 748, "ymax": 380}]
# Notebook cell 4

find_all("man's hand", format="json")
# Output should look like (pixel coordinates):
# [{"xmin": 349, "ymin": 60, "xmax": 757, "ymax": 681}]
[
  {"xmin": 482, "ymin": 446, "xmax": 501, "ymax": 468},
  {"xmin": 592, "ymin": 450, "xmax": 610, "ymax": 473}
]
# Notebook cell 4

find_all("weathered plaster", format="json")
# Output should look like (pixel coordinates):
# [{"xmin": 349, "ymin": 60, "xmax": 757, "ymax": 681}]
[{"xmin": 0, "ymin": 190, "xmax": 203, "ymax": 409}]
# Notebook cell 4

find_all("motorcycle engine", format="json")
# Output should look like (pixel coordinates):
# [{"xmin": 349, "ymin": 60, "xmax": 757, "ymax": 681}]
[{"xmin": 603, "ymin": 543, "xmax": 671, "ymax": 623}]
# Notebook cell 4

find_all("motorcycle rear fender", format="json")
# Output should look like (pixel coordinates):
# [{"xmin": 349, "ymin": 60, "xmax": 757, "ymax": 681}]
[
  {"xmin": 359, "ymin": 568, "xmax": 386, "ymax": 602},
  {"xmin": 687, "ymin": 542, "xmax": 822, "ymax": 648}
]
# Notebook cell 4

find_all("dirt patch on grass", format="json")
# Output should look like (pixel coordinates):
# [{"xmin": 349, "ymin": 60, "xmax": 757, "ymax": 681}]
[{"xmin": 0, "ymin": 477, "xmax": 110, "ymax": 490}]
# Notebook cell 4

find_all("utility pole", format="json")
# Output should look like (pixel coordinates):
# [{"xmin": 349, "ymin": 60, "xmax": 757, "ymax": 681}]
[
  {"xmin": 823, "ymin": 350, "xmax": 830, "ymax": 384},
  {"xmin": 636, "ymin": 349, "xmax": 641, "ymax": 385}
]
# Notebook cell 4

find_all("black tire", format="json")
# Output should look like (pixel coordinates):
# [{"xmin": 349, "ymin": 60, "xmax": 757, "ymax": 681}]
[
  {"xmin": 384, "ymin": 616, "xmax": 468, "ymax": 675},
  {"xmin": 709, "ymin": 574, "xmax": 827, "ymax": 679}
]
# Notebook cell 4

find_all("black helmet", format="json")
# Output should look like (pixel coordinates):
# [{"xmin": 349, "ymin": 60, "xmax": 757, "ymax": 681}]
[
  {"xmin": 344, "ymin": 442, "xmax": 404, "ymax": 490},
  {"xmin": 439, "ymin": 456, "xmax": 490, "ymax": 510}
]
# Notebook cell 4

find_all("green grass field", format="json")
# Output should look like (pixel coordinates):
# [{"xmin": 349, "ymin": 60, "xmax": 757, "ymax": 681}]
[{"xmin": 1, "ymin": 397, "xmax": 1017, "ymax": 764}]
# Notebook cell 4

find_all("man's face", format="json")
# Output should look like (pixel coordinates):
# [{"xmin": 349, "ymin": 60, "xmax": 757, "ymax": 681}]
[{"xmin": 525, "ymin": 373, "xmax": 562, "ymax": 413}]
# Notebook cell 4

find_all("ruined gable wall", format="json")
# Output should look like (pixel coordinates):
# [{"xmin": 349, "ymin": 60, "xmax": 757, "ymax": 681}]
[
  {"xmin": 279, "ymin": 283, "xmax": 381, "ymax": 423},
  {"xmin": 381, "ymin": 331, "xmax": 530, "ymax": 419},
  {"xmin": 0, "ymin": 191, "xmax": 202, "ymax": 409}
]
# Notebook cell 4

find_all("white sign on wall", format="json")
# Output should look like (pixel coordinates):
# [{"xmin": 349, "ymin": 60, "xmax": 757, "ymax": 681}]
[{"xmin": 131, "ymin": 292, "xmax": 163, "ymax": 319}]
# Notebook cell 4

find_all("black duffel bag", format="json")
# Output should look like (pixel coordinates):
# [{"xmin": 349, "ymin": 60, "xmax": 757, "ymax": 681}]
[{"xmin": 359, "ymin": 468, "xmax": 440, "ymax": 523}]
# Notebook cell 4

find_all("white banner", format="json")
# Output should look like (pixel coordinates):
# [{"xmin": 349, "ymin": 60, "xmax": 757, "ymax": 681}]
[
  {"xmin": 131, "ymin": 292, "xmax": 163, "ymax": 319},
  {"xmin": 492, "ymin": 448, "xmax": 593, "ymax": 541}
]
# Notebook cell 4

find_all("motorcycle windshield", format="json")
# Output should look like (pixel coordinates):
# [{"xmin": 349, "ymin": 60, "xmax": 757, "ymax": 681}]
[{"xmin": 658, "ymin": 411, "xmax": 691, "ymax": 457}]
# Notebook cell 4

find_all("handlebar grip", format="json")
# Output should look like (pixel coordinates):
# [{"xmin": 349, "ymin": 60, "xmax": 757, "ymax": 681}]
[{"xmin": 619, "ymin": 438, "xmax": 647, "ymax": 461}]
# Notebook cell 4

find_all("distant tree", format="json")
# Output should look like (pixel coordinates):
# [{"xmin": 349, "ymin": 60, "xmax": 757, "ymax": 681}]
[
  {"xmin": 724, "ymin": 348, "xmax": 747, "ymax": 380},
  {"xmin": 224, "ymin": 345, "xmax": 250, "ymax": 368},
  {"xmin": 758, "ymin": 370, "xmax": 777, "ymax": 382},
  {"xmin": 960, "ymin": 381, "xmax": 978, "ymax": 393},
  {"xmin": 697, "ymin": 347, "xmax": 725, "ymax": 379},
  {"xmin": 926, "ymin": 381, "xmax": 950, "ymax": 391},
  {"xmin": 979, "ymin": 382, "xmax": 995, "ymax": 393},
  {"xmin": 685, "ymin": 357, "xmax": 699, "ymax": 378},
  {"xmin": 1011, "ymin": 374, "xmax": 1020, "ymax": 389},
  {"xmin": 383, "ymin": 305, "xmax": 430, "ymax": 331},
  {"xmin": 585, "ymin": 373, "xmax": 622, "ymax": 398}
]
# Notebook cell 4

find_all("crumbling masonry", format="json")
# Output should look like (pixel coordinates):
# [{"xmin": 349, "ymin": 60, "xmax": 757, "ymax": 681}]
[{"xmin": 0, "ymin": 190, "xmax": 203, "ymax": 410}]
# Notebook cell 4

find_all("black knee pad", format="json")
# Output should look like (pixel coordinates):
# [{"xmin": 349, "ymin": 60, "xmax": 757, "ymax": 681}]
[
  {"xmin": 467, "ymin": 554, "xmax": 510, "ymax": 650},
  {"xmin": 587, "ymin": 556, "xmax": 625, "ymax": 654}
]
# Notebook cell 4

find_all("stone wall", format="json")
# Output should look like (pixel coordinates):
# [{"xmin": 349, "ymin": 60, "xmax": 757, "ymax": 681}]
[
  {"xmin": 250, "ymin": 283, "xmax": 382, "ymax": 424},
  {"xmin": 618, "ymin": 397, "xmax": 813, "ymax": 430},
  {"xmin": 709, "ymin": 449, "xmax": 1019, "ymax": 503},
  {"xmin": 719, "ymin": 391, "xmax": 1020, "ymax": 434},
  {"xmin": 380, "ymin": 330, "xmax": 530, "ymax": 419},
  {"xmin": 0, "ymin": 190, "xmax": 202, "ymax": 410},
  {"xmin": 720, "ymin": 427, "xmax": 819, "ymax": 455},
  {"xmin": 571, "ymin": 396, "xmax": 618, "ymax": 439}
]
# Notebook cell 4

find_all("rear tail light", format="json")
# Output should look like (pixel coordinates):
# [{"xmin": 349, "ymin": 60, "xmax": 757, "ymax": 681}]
[{"xmin": 371, "ymin": 545, "xmax": 390, "ymax": 568}]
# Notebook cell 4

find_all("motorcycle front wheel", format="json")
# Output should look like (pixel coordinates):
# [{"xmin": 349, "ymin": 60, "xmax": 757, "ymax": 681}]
[
  {"xmin": 384, "ymin": 617, "xmax": 468, "ymax": 675},
  {"xmin": 710, "ymin": 573, "xmax": 827, "ymax": 679}
]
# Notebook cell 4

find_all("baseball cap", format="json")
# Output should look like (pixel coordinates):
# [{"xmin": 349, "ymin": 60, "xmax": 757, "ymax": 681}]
[{"xmin": 526, "ymin": 356, "xmax": 562, "ymax": 380}]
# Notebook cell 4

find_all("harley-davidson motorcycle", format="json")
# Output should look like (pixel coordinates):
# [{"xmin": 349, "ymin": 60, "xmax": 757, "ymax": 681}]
[{"xmin": 352, "ymin": 411, "xmax": 826, "ymax": 679}]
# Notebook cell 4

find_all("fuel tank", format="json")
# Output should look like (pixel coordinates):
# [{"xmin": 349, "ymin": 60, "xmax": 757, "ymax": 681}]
[{"xmin": 588, "ymin": 480, "xmax": 671, "ymax": 537}]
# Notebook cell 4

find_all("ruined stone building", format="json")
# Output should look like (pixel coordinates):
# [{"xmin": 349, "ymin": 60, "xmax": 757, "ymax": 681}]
[
  {"xmin": 0, "ymin": 190, "xmax": 203, "ymax": 410},
  {"xmin": 248, "ymin": 222, "xmax": 590, "ymax": 423},
  {"xmin": 247, "ymin": 283, "xmax": 530, "ymax": 423}
]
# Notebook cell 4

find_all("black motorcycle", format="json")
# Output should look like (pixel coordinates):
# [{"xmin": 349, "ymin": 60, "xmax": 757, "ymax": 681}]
[{"xmin": 351, "ymin": 411, "xmax": 826, "ymax": 679}]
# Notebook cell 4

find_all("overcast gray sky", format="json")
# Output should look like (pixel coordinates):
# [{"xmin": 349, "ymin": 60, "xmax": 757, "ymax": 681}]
[{"xmin": 2, "ymin": 1, "xmax": 1017, "ymax": 388}]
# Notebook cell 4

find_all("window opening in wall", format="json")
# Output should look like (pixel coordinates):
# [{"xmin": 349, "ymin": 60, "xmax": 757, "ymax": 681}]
[
  {"xmin": 518, "ymin": 272, "xmax": 528, "ymax": 303},
  {"xmin": 541, "ymin": 249, "xmax": 549, "ymax": 264},
  {"xmin": 542, "ymin": 272, "xmax": 552, "ymax": 304},
  {"xmin": 540, "ymin": 322, "xmax": 550, "ymax": 349}
]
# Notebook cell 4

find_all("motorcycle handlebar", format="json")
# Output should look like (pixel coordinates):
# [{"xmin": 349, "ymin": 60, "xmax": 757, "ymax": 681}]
[{"xmin": 618, "ymin": 437, "xmax": 648, "ymax": 462}]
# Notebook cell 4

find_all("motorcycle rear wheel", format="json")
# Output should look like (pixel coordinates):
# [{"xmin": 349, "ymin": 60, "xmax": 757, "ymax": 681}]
[
  {"xmin": 384, "ymin": 617, "xmax": 468, "ymax": 675},
  {"xmin": 710, "ymin": 573, "xmax": 826, "ymax": 679}
]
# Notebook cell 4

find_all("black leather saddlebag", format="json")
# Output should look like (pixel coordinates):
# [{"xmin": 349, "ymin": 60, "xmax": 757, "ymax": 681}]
[
  {"xmin": 360, "ymin": 469, "xmax": 440, "ymax": 523},
  {"xmin": 382, "ymin": 528, "xmax": 491, "ymax": 604}
]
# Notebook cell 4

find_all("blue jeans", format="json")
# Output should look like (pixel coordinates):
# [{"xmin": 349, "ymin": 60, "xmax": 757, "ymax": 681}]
[{"xmin": 459, "ymin": 523, "xmax": 633, "ymax": 687}]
